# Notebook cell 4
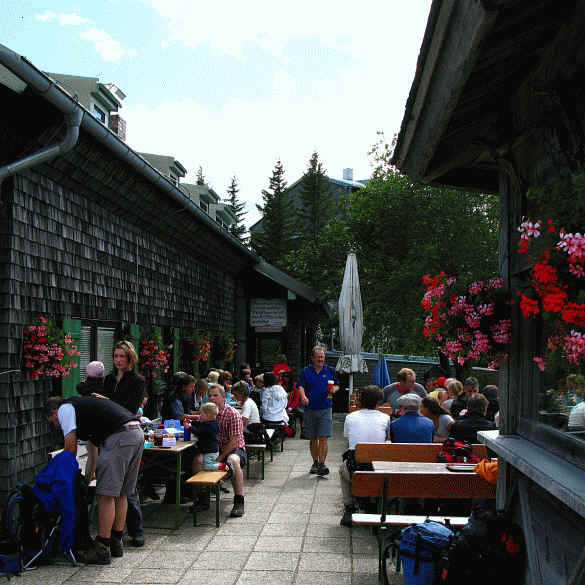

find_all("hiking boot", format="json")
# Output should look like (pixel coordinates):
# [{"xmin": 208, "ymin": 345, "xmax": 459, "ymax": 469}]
[
  {"xmin": 340, "ymin": 506, "xmax": 355, "ymax": 527},
  {"xmin": 230, "ymin": 501, "xmax": 245, "ymax": 517},
  {"xmin": 130, "ymin": 535, "xmax": 145, "ymax": 547},
  {"xmin": 110, "ymin": 536, "xmax": 123, "ymax": 558},
  {"xmin": 78, "ymin": 540, "xmax": 111, "ymax": 565},
  {"xmin": 309, "ymin": 460, "xmax": 320, "ymax": 474},
  {"xmin": 316, "ymin": 463, "xmax": 330, "ymax": 476}
]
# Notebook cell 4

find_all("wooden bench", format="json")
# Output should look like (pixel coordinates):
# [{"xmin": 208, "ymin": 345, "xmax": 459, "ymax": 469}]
[
  {"xmin": 246, "ymin": 427, "xmax": 280, "ymax": 480},
  {"xmin": 186, "ymin": 470, "xmax": 228, "ymax": 527},
  {"xmin": 352, "ymin": 471, "xmax": 479, "ymax": 585},
  {"xmin": 354, "ymin": 442, "xmax": 488, "ymax": 464}
]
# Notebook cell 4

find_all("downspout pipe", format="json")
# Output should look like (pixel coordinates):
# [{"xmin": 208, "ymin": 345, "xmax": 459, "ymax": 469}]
[{"xmin": 0, "ymin": 108, "xmax": 83, "ymax": 186}]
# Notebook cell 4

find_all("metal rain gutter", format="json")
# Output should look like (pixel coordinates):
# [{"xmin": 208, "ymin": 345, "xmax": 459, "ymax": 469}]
[{"xmin": 0, "ymin": 43, "xmax": 256, "ymax": 262}]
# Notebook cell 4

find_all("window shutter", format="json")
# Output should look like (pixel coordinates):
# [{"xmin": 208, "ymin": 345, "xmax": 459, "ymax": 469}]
[
  {"xmin": 97, "ymin": 327, "xmax": 116, "ymax": 374},
  {"xmin": 78, "ymin": 326, "xmax": 92, "ymax": 379}
]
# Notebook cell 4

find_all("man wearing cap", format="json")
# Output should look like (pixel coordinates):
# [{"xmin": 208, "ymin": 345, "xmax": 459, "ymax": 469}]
[
  {"xmin": 298, "ymin": 346, "xmax": 339, "ymax": 476},
  {"xmin": 390, "ymin": 393, "xmax": 434, "ymax": 443},
  {"xmin": 383, "ymin": 368, "xmax": 427, "ymax": 413},
  {"xmin": 44, "ymin": 395, "xmax": 143, "ymax": 564}
]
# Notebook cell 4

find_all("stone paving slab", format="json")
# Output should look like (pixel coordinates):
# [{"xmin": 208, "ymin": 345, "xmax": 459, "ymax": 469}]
[{"xmin": 1, "ymin": 414, "xmax": 404, "ymax": 585}]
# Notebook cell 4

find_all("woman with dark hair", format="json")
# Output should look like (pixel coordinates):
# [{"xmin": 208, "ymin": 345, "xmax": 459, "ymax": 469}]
[
  {"xmin": 420, "ymin": 396, "xmax": 455, "ymax": 442},
  {"xmin": 161, "ymin": 372, "xmax": 197, "ymax": 423},
  {"xmin": 193, "ymin": 378, "xmax": 208, "ymax": 410}
]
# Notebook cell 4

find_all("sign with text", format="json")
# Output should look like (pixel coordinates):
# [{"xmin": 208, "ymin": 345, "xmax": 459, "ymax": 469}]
[{"xmin": 250, "ymin": 298, "xmax": 287, "ymax": 328}]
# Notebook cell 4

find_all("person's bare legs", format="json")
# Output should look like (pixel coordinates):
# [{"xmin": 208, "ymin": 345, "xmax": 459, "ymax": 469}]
[
  {"xmin": 227, "ymin": 453, "xmax": 244, "ymax": 495},
  {"xmin": 112, "ymin": 495, "xmax": 128, "ymax": 532},
  {"xmin": 97, "ymin": 494, "xmax": 116, "ymax": 539},
  {"xmin": 318, "ymin": 437, "xmax": 328, "ymax": 464},
  {"xmin": 310, "ymin": 438, "xmax": 319, "ymax": 461}
]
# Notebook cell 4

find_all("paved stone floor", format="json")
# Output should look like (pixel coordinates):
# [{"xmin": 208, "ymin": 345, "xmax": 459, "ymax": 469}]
[{"xmin": 3, "ymin": 414, "xmax": 404, "ymax": 584}]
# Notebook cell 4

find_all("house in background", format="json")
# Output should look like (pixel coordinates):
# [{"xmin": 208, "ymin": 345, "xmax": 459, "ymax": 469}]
[
  {"xmin": 249, "ymin": 167, "xmax": 367, "ymax": 237},
  {"xmin": 138, "ymin": 152, "xmax": 187, "ymax": 188},
  {"xmin": 180, "ymin": 182, "xmax": 236, "ymax": 230},
  {"xmin": 45, "ymin": 72, "xmax": 126, "ymax": 140}
]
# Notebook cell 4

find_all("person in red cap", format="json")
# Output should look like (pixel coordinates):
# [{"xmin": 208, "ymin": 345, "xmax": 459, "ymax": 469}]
[{"xmin": 427, "ymin": 376, "xmax": 446, "ymax": 401}]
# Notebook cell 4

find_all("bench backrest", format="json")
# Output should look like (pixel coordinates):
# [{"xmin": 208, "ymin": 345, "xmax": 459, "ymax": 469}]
[
  {"xmin": 354, "ymin": 442, "xmax": 488, "ymax": 463},
  {"xmin": 348, "ymin": 406, "xmax": 392, "ymax": 416},
  {"xmin": 352, "ymin": 470, "xmax": 496, "ymax": 499}
]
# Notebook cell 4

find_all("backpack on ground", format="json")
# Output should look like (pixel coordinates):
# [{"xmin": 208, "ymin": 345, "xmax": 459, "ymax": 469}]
[
  {"xmin": 439, "ymin": 506, "xmax": 525, "ymax": 585},
  {"xmin": 399, "ymin": 519, "xmax": 453, "ymax": 585},
  {"xmin": 437, "ymin": 438, "xmax": 479, "ymax": 464}
]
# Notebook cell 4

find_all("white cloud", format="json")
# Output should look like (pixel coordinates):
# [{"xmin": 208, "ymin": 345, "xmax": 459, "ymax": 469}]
[
  {"xmin": 35, "ymin": 10, "xmax": 56, "ymax": 22},
  {"xmin": 58, "ymin": 12, "xmax": 91, "ymax": 26},
  {"xmin": 35, "ymin": 10, "xmax": 90, "ymax": 26},
  {"xmin": 80, "ymin": 28, "xmax": 127, "ymax": 62}
]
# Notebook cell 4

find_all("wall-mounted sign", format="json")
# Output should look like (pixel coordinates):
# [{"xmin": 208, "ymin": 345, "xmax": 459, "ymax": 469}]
[{"xmin": 250, "ymin": 298, "xmax": 287, "ymax": 328}]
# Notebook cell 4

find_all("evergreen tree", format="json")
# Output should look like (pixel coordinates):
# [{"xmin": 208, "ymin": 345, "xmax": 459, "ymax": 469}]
[
  {"xmin": 296, "ymin": 151, "xmax": 334, "ymax": 244},
  {"xmin": 251, "ymin": 160, "xmax": 294, "ymax": 265},
  {"xmin": 196, "ymin": 166, "xmax": 205, "ymax": 185},
  {"xmin": 225, "ymin": 175, "xmax": 248, "ymax": 242}
]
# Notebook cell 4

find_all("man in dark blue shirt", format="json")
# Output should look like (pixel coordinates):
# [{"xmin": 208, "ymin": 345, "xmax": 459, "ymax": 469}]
[
  {"xmin": 390, "ymin": 393, "xmax": 434, "ymax": 443},
  {"xmin": 298, "ymin": 346, "xmax": 339, "ymax": 476}
]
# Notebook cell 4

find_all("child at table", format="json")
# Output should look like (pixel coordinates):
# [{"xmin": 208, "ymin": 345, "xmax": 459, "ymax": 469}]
[{"xmin": 189, "ymin": 402, "xmax": 227, "ymax": 471}]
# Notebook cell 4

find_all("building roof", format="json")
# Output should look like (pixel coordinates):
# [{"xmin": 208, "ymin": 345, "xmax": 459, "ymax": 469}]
[
  {"xmin": 391, "ymin": 0, "xmax": 565, "ymax": 192},
  {"xmin": 45, "ymin": 72, "xmax": 122, "ymax": 111},
  {"xmin": 138, "ymin": 152, "xmax": 187, "ymax": 178},
  {"xmin": 254, "ymin": 259, "xmax": 317, "ymax": 303}
]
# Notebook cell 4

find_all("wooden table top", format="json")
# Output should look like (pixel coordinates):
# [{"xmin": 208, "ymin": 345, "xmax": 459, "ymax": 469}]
[
  {"xmin": 372, "ymin": 461, "xmax": 470, "ymax": 473},
  {"xmin": 144, "ymin": 439, "xmax": 198, "ymax": 454}
]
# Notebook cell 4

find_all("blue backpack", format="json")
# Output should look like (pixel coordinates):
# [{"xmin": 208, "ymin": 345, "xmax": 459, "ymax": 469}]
[{"xmin": 399, "ymin": 519, "xmax": 453, "ymax": 585}]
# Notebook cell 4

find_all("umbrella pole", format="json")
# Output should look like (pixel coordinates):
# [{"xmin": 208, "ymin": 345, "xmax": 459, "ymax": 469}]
[{"xmin": 348, "ymin": 373, "xmax": 353, "ymax": 411}]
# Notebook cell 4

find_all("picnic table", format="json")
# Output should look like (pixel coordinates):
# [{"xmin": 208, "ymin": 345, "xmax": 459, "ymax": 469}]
[
  {"xmin": 142, "ymin": 438, "xmax": 199, "ymax": 529},
  {"xmin": 362, "ymin": 461, "xmax": 496, "ymax": 499}
]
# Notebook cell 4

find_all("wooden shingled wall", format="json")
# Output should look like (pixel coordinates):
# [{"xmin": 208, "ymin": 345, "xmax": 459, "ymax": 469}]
[{"xmin": 0, "ymin": 125, "xmax": 251, "ymax": 495}]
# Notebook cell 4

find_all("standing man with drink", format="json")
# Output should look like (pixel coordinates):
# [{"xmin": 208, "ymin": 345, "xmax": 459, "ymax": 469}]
[{"xmin": 298, "ymin": 346, "xmax": 339, "ymax": 476}]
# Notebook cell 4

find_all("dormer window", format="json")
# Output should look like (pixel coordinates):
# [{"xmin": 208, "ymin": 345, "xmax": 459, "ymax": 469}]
[
  {"xmin": 200, "ymin": 201, "xmax": 209, "ymax": 213},
  {"xmin": 92, "ymin": 104, "xmax": 107, "ymax": 124},
  {"xmin": 169, "ymin": 172, "xmax": 179, "ymax": 186}
]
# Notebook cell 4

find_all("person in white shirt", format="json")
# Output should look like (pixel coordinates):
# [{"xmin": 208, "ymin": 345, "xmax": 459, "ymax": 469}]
[
  {"xmin": 339, "ymin": 385, "xmax": 391, "ymax": 526},
  {"xmin": 232, "ymin": 381, "xmax": 260, "ymax": 428},
  {"xmin": 568, "ymin": 401, "xmax": 585, "ymax": 429},
  {"xmin": 261, "ymin": 372, "xmax": 288, "ymax": 424}
]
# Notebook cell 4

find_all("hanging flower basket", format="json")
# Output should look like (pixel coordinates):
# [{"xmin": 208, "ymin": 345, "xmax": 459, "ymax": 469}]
[
  {"xmin": 516, "ymin": 218, "xmax": 585, "ymax": 370},
  {"xmin": 22, "ymin": 316, "xmax": 79, "ymax": 380},
  {"xmin": 421, "ymin": 272, "xmax": 510, "ymax": 369},
  {"xmin": 138, "ymin": 331, "xmax": 170, "ymax": 377}
]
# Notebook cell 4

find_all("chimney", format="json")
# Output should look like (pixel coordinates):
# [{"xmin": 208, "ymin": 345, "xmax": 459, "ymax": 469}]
[
  {"xmin": 343, "ymin": 168, "xmax": 353, "ymax": 181},
  {"xmin": 108, "ymin": 114, "xmax": 127, "ymax": 141}
]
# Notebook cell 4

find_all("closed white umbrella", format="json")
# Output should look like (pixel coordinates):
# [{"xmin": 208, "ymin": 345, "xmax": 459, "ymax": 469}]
[{"xmin": 336, "ymin": 251, "xmax": 367, "ymax": 406}]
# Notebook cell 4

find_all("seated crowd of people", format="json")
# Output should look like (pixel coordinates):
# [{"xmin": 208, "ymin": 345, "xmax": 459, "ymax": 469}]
[
  {"xmin": 46, "ymin": 343, "xmax": 301, "ymax": 565},
  {"xmin": 339, "ymin": 368, "xmax": 499, "ymax": 526}
]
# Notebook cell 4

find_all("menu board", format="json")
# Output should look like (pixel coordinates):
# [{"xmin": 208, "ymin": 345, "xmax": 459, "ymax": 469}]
[{"xmin": 250, "ymin": 298, "xmax": 287, "ymax": 328}]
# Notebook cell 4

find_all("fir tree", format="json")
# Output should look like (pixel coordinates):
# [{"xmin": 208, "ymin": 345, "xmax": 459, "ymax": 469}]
[
  {"xmin": 225, "ymin": 175, "xmax": 248, "ymax": 242},
  {"xmin": 251, "ymin": 160, "xmax": 294, "ymax": 265},
  {"xmin": 296, "ymin": 151, "xmax": 333, "ymax": 244},
  {"xmin": 196, "ymin": 166, "xmax": 205, "ymax": 185}
]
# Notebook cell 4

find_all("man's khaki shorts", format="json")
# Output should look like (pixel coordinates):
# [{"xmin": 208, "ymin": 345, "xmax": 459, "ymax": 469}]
[{"xmin": 96, "ymin": 425, "xmax": 144, "ymax": 497}]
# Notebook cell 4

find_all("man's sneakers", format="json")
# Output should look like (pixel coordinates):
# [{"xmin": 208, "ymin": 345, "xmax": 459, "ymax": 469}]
[
  {"xmin": 230, "ymin": 501, "xmax": 245, "ymax": 517},
  {"xmin": 310, "ymin": 461, "xmax": 330, "ymax": 476},
  {"xmin": 129, "ymin": 535, "xmax": 145, "ymax": 547},
  {"xmin": 340, "ymin": 505, "xmax": 355, "ymax": 527}
]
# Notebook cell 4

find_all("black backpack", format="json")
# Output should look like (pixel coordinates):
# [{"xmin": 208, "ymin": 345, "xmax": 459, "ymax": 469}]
[
  {"xmin": 437, "ymin": 438, "xmax": 479, "ymax": 464},
  {"xmin": 439, "ymin": 507, "xmax": 525, "ymax": 585}
]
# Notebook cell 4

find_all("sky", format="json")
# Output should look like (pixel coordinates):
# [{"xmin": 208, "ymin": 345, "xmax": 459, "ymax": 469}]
[{"xmin": 1, "ymin": 1, "xmax": 431, "ymax": 227}]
